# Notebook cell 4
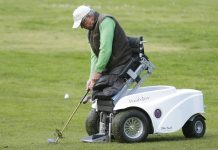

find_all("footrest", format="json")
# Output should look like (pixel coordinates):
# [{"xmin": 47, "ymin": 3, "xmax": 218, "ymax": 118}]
[{"xmin": 81, "ymin": 133, "xmax": 109, "ymax": 143}]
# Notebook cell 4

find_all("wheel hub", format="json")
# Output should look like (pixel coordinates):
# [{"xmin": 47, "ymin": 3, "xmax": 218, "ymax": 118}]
[
  {"xmin": 124, "ymin": 117, "xmax": 143, "ymax": 139},
  {"xmin": 195, "ymin": 120, "xmax": 203, "ymax": 134}
]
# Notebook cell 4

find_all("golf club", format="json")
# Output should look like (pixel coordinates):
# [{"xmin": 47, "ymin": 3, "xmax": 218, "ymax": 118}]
[{"xmin": 48, "ymin": 90, "xmax": 90, "ymax": 144}]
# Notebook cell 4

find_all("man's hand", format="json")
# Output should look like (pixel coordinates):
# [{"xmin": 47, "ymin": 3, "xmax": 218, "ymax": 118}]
[
  {"xmin": 86, "ymin": 79, "xmax": 94, "ymax": 91},
  {"xmin": 92, "ymin": 72, "xmax": 102, "ymax": 82},
  {"xmin": 86, "ymin": 72, "xmax": 102, "ymax": 91}
]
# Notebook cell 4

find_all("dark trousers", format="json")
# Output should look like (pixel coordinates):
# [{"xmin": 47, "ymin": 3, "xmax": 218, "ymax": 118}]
[{"xmin": 92, "ymin": 65, "xmax": 126, "ymax": 100}]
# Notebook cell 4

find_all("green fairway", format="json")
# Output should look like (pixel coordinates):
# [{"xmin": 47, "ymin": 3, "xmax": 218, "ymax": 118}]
[{"xmin": 0, "ymin": 0, "xmax": 218, "ymax": 149}]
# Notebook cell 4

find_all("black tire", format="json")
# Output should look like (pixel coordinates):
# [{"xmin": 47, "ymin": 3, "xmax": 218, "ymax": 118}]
[
  {"xmin": 85, "ymin": 109, "xmax": 99, "ymax": 135},
  {"xmin": 112, "ymin": 109, "xmax": 149, "ymax": 143},
  {"xmin": 182, "ymin": 115, "xmax": 206, "ymax": 138}
]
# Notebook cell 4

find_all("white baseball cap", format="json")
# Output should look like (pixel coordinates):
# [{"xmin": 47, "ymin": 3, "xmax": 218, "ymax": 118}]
[{"xmin": 72, "ymin": 5, "xmax": 91, "ymax": 29}]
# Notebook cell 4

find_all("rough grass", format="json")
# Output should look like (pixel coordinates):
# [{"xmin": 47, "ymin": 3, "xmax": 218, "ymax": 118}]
[{"xmin": 0, "ymin": 0, "xmax": 218, "ymax": 149}]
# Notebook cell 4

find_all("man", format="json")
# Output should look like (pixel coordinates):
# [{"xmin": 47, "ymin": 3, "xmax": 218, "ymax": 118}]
[{"xmin": 72, "ymin": 5, "xmax": 132, "ymax": 99}]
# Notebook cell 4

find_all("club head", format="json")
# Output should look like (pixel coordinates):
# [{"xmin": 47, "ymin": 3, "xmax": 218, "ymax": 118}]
[
  {"xmin": 47, "ymin": 138, "xmax": 56, "ymax": 143},
  {"xmin": 55, "ymin": 129, "xmax": 63, "ymax": 138}
]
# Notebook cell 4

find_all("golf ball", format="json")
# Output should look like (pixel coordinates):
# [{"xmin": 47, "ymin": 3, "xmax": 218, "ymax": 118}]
[{"xmin": 64, "ymin": 93, "xmax": 69, "ymax": 99}]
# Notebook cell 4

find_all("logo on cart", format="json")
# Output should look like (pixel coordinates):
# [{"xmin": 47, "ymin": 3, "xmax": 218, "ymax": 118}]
[
  {"xmin": 129, "ymin": 96, "xmax": 150, "ymax": 103},
  {"xmin": 154, "ymin": 109, "xmax": 162, "ymax": 118},
  {"xmin": 161, "ymin": 126, "xmax": 173, "ymax": 131}
]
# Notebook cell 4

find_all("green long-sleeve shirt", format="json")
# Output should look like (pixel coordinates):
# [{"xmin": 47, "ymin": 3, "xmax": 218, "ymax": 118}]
[{"xmin": 90, "ymin": 17, "xmax": 115, "ymax": 77}]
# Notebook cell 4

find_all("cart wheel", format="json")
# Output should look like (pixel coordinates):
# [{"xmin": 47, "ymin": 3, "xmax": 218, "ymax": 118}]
[
  {"xmin": 85, "ymin": 109, "xmax": 99, "ymax": 135},
  {"xmin": 112, "ymin": 109, "xmax": 149, "ymax": 143},
  {"xmin": 182, "ymin": 115, "xmax": 206, "ymax": 138}
]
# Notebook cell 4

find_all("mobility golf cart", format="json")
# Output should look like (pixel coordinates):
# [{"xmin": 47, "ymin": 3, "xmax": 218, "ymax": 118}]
[{"xmin": 82, "ymin": 36, "xmax": 206, "ymax": 143}]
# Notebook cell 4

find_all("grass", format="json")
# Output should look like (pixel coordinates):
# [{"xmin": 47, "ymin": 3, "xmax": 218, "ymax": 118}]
[{"xmin": 0, "ymin": 0, "xmax": 218, "ymax": 149}]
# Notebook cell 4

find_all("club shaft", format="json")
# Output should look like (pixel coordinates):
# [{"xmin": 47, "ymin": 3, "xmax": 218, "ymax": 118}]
[
  {"xmin": 55, "ymin": 90, "xmax": 90, "ymax": 143},
  {"xmin": 60, "ymin": 101, "xmax": 82, "ymax": 133},
  {"xmin": 55, "ymin": 137, "xmax": 59, "ymax": 143}
]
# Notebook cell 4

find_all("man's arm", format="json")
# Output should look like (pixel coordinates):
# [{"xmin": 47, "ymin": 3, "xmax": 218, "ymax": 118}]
[
  {"xmin": 90, "ymin": 50, "xmax": 97, "ymax": 78},
  {"xmin": 95, "ymin": 17, "xmax": 115, "ymax": 73}
]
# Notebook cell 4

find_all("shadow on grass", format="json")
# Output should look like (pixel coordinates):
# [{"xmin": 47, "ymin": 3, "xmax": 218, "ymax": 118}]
[
  {"xmin": 146, "ymin": 135, "xmax": 209, "ymax": 143},
  {"xmin": 146, "ymin": 135, "xmax": 187, "ymax": 143}
]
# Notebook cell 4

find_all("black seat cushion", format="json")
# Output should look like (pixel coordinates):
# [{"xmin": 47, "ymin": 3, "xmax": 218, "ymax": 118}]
[{"xmin": 97, "ymin": 100, "xmax": 114, "ymax": 113}]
